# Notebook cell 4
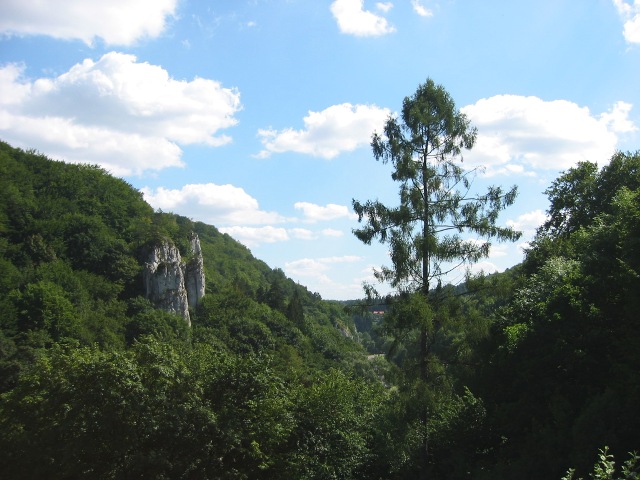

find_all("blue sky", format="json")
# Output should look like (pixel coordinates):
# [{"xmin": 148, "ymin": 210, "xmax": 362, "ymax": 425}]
[{"xmin": 1, "ymin": 0, "xmax": 639, "ymax": 300}]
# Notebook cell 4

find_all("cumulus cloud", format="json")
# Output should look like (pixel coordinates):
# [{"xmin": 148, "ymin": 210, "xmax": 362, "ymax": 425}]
[
  {"xmin": 507, "ymin": 209, "xmax": 548, "ymax": 239},
  {"xmin": 141, "ymin": 183, "xmax": 286, "ymax": 226},
  {"xmin": 412, "ymin": 0, "xmax": 433, "ymax": 17},
  {"xmin": 218, "ymin": 226, "xmax": 289, "ymax": 247},
  {"xmin": 218, "ymin": 226, "xmax": 346, "ymax": 248},
  {"xmin": 376, "ymin": 2, "xmax": 394, "ymax": 13},
  {"xmin": 0, "ymin": 53, "xmax": 241, "ymax": 176},
  {"xmin": 600, "ymin": 100, "xmax": 638, "ymax": 132},
  {"xmin": 461, "ymin": 95, "xmax": 636, "ymax": 176},
  {"xmin": 284, "ymin": 255, "xmax": 372, "ymax": 300},
  {"xmin": 466, "ymin": 260, "xmax": 500, "ymax": 277},
  {"xmin": 141, "ymin": 187, "xmax": 355, "ymax": 247},
  {"xmin": 322, "ymin": 228, "xmax": 345, "ymax": 237},
  {"xmin": 330, "ymin": 0, "xmax": 395, "ymax": 37},
  {"xmin": 489, "ymin": 244, "xmax": 509, "ymax": 258},
  {"xmin": 613, "ymin": 0, "xmax": 640, "ymax": 43},
  {"xmin": 214, "ymin": 205, "xmax": 353, "ymax": 247},
  {"xmin": 285, "ymin": 255, "xmax": 362, "ymax": 284},
  {"xmin": 256, "ymin": 103, "xmax": 390, "ymax": 159},
  {"xmin": 294, "ymin": 202, "xmax": 357, "ymax": 222},
  {"xmin": 0, "ymin": 0, "xmax": 178, "ymax": 46},
  {"xmin": 289, "ymin": 228, "xmax": 317, "ymax": 240}
]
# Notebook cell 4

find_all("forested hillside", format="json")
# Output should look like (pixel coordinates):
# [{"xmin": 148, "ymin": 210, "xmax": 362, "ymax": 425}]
[
  {"xmin": 471, "ymin": 152, "xmax": 640, "ymax": 478},
  {"xmin": 0, "ymin": 141, "xmax": 379, "ymax": 478},
  {"xmin": 1, "ymin": 140, "xmax": 639, "ymax": 479}
]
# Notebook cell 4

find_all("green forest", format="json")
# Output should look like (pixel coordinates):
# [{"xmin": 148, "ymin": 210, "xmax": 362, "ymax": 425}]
[{"xmin": 1, "ymin": 80, "xmax": 639, "ymax": 479}]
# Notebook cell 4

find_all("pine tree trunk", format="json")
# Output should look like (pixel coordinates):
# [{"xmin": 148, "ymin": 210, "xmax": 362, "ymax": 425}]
[{"xmin": 419, "ymin": 325, "xmax": 429, "ymax": 479}]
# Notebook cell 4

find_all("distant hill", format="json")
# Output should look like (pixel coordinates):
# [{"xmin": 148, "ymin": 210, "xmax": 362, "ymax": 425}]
[
  {"xmin": 0, "ymin": 140, "xmax": 336, "ymax": 302},
  {"xmin": 0, "ymin": 140, "xmax": 364, "ymax": 383}
]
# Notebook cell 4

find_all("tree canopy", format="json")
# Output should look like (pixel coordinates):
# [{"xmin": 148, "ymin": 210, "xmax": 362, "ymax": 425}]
[
  {"xmin": 352, "ymin": 78, "xmax": 520, "ymax": 478},
  {"xmin": 1, "ymin": 133, "xmax": 639, "ymax": 478},
  {"xmin": 353, "ymin": 78, "xmax": 520, "ymax": 297}
]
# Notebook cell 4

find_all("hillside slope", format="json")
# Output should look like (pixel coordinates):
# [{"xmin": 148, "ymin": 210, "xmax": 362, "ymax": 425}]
[{"xmin": 0, "ymin": 140, "xmax": 365, "ymax": 382}]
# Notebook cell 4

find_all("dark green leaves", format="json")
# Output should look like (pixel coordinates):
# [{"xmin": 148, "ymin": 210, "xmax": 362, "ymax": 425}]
[{"xmin": 354, "ymin": 78, "xmax": 520, "ymax": 295}]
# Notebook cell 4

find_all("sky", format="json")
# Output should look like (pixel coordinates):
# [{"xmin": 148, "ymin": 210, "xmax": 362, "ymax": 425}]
[{"xmin": 1, "ymin": 0, "xmax": 639, "ymax": 300}]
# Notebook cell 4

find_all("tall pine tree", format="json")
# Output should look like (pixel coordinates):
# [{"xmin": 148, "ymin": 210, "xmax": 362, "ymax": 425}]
[{"xmin": 353, "ymin": 78, "xmax": 520, "ymax": 477}]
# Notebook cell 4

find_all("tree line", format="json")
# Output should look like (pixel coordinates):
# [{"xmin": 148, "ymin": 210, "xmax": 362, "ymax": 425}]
[{"xmin": 1, "ymin": 77, "xmax": 639, "ymax": 479}]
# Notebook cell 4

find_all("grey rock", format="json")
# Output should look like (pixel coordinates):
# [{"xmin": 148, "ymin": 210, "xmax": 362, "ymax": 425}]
[
  {"xmin": 143, "ymin": 233, "xmax": 206, "ymax": 326},
  {"xmin": 185, "ymin": 232, "xmax": 205, "ymax": 311}
]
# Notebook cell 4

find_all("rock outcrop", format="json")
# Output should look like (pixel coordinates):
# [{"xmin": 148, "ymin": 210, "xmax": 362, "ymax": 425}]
[
  {"xmin": 185, "ymin": 232, "xmax": 206, "ymax": 311},
  {"xmin": 143, "ymin": 233, "xmax": 205, "ymax": 326}
]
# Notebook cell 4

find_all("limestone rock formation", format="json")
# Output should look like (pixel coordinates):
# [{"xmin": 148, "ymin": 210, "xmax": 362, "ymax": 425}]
[
  {"xmin": 185, "ymin": 232, "xmax": 206, "ymax": 311},
  {"xmin": 143, "ymin": 233, "xmax": 205, "ymax": 326}
]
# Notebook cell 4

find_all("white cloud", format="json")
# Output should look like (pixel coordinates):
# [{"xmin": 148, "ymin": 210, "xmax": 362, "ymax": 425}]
[
  {"xmin": 376, "ymin": 2, "xmax": 394, "ymax": 13},
  {"xmin": 256, "ymin": 103, "xmax": 390, "ymax": 159},
  {"xmin": 461, "ymin": 95, "xmax": 636, "ymax": 175},
  {"xmin": 218, "ymin": 226, "xmax": 347, "ymax": 248},
  {"xmin": 507, "ymin": 209, "xmax": 548, "ymax": 239},
  {"xmin": 613, "ymin": 0, "xmax": 640, "ymax": 44},
  {"xmin": 322, "ymin": 228, "xmax": 345, "ymax": 237},
  {"xmin": 141, "ymin": 183, "xmax": 286, "ymax": 226},
  {"xmin": 330, "ymin": 0, "xmax": 395, "ymax": 37},
  {"xmin": 600, "ymin": 101, "xmax": 638, "ymax": 133},
  {"xmin": 294, "ymin": 202, "xmax": 357, "ymax": 222},
  {"xmin": 285, "ymin": 259, "xmax": 334, "ymax": 286},
  {"xmin": 222, "ymin": 226, "xmax": 343, "ymax": 245},
  {"xmin": 517, "ymin": 241, "xmax": 532, "ymax": 253},
  {"xmin": 0, "ymin": 53, "xmax": 241, "ymax": 176},
  {"xmin": 0, "ymin": 63, "xmax": 29, "ymax": 103},
  {"xmin": 286, "ymin": 255, "xmax": 361, "ymax": 272},
  {"xmin": 219, "ymin": 226, "xmax": 289, "ymax": 247},
  {"xmin": 412, "ymin": 0, "xmax": 433, "ymax": 17},
  {"xmin": 141, "ymin": 190, "xmax": 353, "ymax": 247},
  {"xmin": 289, "ymin": 228, "xmax": 317, "ymax": 240},
  {"xmin": 467, "ymin": 260, "xmax": 500, "ymax": 277},
  {"xmin": 285, "ymin": 255, "xmax": 362, "ymax": 285},
  {"xmin": 0, "ymin": 0, "xmax": 178, "ymax": 46},
  {"xmin": 488, "ymin": 244, "xmax": 509, "ymax": 258}
]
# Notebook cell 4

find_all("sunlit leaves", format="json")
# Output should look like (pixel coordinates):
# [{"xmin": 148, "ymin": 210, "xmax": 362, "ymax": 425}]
[{"xmin": 354, "ymin": 78, "xmax": 520, "ymax": 295}]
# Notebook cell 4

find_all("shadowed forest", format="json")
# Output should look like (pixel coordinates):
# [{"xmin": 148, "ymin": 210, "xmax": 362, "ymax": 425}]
[{"xmin": 1, "ymin": 82, "xmax": 639, "ymax": 479}]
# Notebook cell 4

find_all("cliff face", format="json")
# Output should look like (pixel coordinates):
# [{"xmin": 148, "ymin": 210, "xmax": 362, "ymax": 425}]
[
  {"xmin": 143, "ymin": 233, "xmax": 205, "ymax": 326},
  {"xmin": 185, "ymin": 233, "xmax": 206, "ymax": 311}
]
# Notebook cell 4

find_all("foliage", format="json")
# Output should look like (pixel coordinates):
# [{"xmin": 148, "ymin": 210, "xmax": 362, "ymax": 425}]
[
  {"xmin": 0, "ymin": 338, "xmax": 287, "ymax": 478},
  {"xmin": 474, "ymin": 151, "xmax": 640, "ymax": 479},
  {"xmin": 1, "ymin": 141, "xmax": 639, "ymax": 477},
  {"xmin": 562, "ymin": 447, "xmax": 640, "ymax": 480},
  {"xmin": 353, "ymin": 78, "xmax": 519, "ymax": 295},
  {"xmin": 0, "ymin": 140, "xmax": 387, "ymax": 478},
  {"xmin": 352, "ymin": 78, "xmax": 520, "ymax": 475},
  {"xmin": 0, "ymin": 334, "xmax": 391, "ymax": 479},
  {"xmin": 285, "ymin": 369, "xmax": 387, "ymax": 479}
]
